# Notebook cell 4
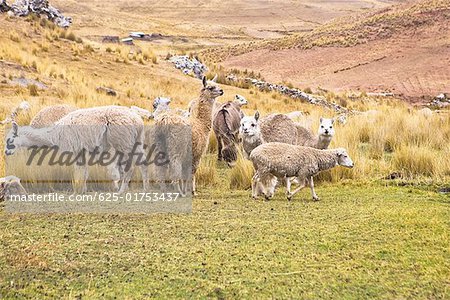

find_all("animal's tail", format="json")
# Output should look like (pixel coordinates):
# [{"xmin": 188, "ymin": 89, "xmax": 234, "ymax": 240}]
[{"xmin": 0, "ymin": 101, "xmax": 30, "ymax": 125}]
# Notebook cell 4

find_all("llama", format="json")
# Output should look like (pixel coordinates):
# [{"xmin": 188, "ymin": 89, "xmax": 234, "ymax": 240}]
[
  {"xmin": 212, "ymin": 95, "xmax": 248, "ymax": 165},
  {"xmin": 5, "ymin": 106, "xmax": 148, "ymax": 194},
  {"xmin": 155, "ymin": 76, "xmax": 224, "ymax": 194}
]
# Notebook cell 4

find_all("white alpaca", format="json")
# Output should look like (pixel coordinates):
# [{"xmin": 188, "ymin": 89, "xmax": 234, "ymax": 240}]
[
  {"xmin": 4, "ymin": 106, "xmax": 148, "ymax": 194},
  {"xmin": 250, "ymin": 143, "xmax": 354, "ymax": 200}
]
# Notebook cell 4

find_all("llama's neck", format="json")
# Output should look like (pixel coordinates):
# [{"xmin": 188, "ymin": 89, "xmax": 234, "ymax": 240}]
[
  {"xmin": 191, "ymin": 94, "xmax": 214, "ymax": 132},
  {"xmin": 314, "ymin": 150, "xmax": 338, "ymax": 172},
  {"xmin": 243, "ymin": 132, "xmax": 264, "ymax": 156},
  {"xmin": 19, "ymin": 126, "xmax": 57, "ymax": 148},
  {"xmin": 316, "ymin": 135, "xmax": 333, "ymax": 149}
]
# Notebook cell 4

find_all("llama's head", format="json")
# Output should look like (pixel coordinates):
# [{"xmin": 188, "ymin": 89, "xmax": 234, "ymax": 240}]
[
  {"xmin": 240, "ymin": 111, "xmax": 260, "ymax": 137},
  {"xmin": 153, "ymin": 97, "xmax": 171, "ymax": 110},
  {"xmin": 318, "ymin": 117, "xmax": 335, "ymax": 137},
  {"xmin": 5, "ymin": 122, "xmax": 21, "ymax": 156},
  {"xmin": 222, "ymin": 144, "xmax": 238, "ymax": 167},
  {"xmin": 335, "ymin": 148, "xmax": 354, "ymax": 168},
  {"xmin": 234, "ymin": 94, "xmax": 248, "ymax": 106},
  {"xmin": 200, "ymin": 75, "xmax": 223, "ymax": 101}
]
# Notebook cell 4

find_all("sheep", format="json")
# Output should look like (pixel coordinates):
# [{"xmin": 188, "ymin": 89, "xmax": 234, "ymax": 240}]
[
  {"xmin": 0, "ymin": 175, "xmax": 27, "ymax": 201},
  {"xmin": 0, "ymin": 101, "xmax": 30, "ymax": 125},
  {"xmin": 154, "ymin": 76, "xmax": 224, "ymax": 194},
  {"xmin": 250, "ymin": 143, "xmax": 354, "ymax": 201},
  {"xmin": 212, "ymin": 100, "xmax": 245, "ymax": 165},
  {"xmin": 5, "ymin": 106, "xmax": 148, "ymax": 194},
  {"xmin": 29, "ymin": 104, "xmax": 78, "ymax": 128}
]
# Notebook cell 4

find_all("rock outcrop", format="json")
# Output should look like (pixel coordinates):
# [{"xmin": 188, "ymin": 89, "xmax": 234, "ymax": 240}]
[{"xmin": 1, "ymin": 0, "xmax": 72, "ymax": 28}]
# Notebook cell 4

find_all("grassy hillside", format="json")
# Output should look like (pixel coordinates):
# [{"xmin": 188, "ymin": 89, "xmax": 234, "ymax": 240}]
[{"xmin": 202, "ymin": 0, "xmax": 450, "ymax": 63}]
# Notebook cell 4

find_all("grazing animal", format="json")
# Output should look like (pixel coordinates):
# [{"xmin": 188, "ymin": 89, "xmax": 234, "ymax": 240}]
[
  {"xmin": 0, "ymin": 175, "xmax": 27, "ymax": 201},
  {"xmin": 130, "ymin": 106, "xmax": 153, "ymax": 120},
  {"xmin": 241, "ymin": 113, "xmax": 336, "ymax": 157},
  {"xmin": 154, "ymin": 97, "xmax": 190, "ymax": 118},
  {"xmin": 155, "ymin": 76, "xmax": 224, "ymax": 194},
  {"xmin": 0, "ymin": 101, "xmax": 30, "ymax": 125},
  {"xmin": 240, "ymin": 111, "xmax": 264, "ymax": 159},
  {"xmin": 284, "ymin": 111, "xmax": 304, "ymax": 121},
  {"xmin": 189, "ymin": 86, "xmax": 247, "ymax": 116},
  {"xmin": 250, "ymin": 143, "xmax": 354, "ymax": 200},
  {"xmin": 29, "ymin": 104, "xmax": 78, "ymax": 128},
  {"xmin": 212, "ymin": 96, "xmax": 248, "ymax": 165},
  {"xmin": 5, "ymin": 106, "xmax": 148, "ymax": 194},
  {"xmin": 296, "ymin": 118, "xmax": 335, "ymax": 149}
]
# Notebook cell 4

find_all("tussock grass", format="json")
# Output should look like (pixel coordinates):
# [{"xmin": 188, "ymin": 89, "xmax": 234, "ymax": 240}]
[
  {"xmin": 229, "ymin": 151, "xmax": 254, "ymax": 190},
  {"xmin": 195, "ymin": 154, "xmax": 218, "ymax": 187}
]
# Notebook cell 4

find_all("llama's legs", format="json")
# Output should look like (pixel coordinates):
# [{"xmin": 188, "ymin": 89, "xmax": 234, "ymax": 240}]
[
  {"xmin": 287, "ymin": 177, "xmax": 306, "ymax": 200},
  {"xmin": 251, "ymin": 173, "xmax": 259, "ymax": 199},
  {"xmin": 139, "ymin": 165, "xmax": 149, "ymax": 191},
  {"xmin": 74, "ymin": 165, "xmax": 89, "ymax": 194},
  {"xmin": 192, "ymin": 175, "xmax": 197, "ymax": 196},
  {"xmin": 106, "ymin": 163, "xmax": 121, "ymax": 191},
  {"xmin": 118, "ymin": 167, "xmax": 134, "ymax": 194},
  {"xmin": 265, "ymin": 175, "xmax": 277, "ymax": 200},
  {"xmin": 307, "ymin": 176, "xmax": 319, "ymax": 201},
  {"xmin": 217, "ymin": 136, "xmax": 223, "ymax": 161},
  {"xmin": 285, "ymin": 177, "xmax": 292, "ymax": 198}
]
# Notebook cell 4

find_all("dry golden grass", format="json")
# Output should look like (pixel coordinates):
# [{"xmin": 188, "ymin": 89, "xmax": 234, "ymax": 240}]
[{"xmin": 1, "ymin": 16, "xmax": 449, "ymax": 187}]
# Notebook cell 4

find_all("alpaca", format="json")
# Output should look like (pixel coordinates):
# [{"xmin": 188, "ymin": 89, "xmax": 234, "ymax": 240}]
[
  {"xmin": 30, "ymin": 104, "xmax": 78, "ymax": 128},
  {"xmin": 241, "ymin": 113, "xmax": 335, "ymax": 156},
  {"xmin": 5, "ymin": 106, "xmax": 148, "ymax": 194},
  {"xmin": 241, "ymin": 113, "xmax": 336, "ymax": 197},
  {"xmin": 154, "ymin": 97, "xmax": 190, "ymax": 118},
  {"xmin": 250, "ymin": 143, "xmax": 354, "ymax": 200},
  {"xmin": 155, "ymin": 76, "xmax": 223, "ymax": 194},
  {"xmin": 212, "ymin": 100, "xmax": 245, "ymax": 165},
  {"xmin": 190, "ymin": 93, "xmax": 248, "ymax": 116},
  {"xmin": 0, "ymin": 175, "xmax": 27, "ymax": 201}
]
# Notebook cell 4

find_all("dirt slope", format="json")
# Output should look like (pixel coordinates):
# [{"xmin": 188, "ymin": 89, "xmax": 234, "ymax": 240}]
[{"xmin": 217, "ymin": 0, "xmax": 450, "ymax": 102}]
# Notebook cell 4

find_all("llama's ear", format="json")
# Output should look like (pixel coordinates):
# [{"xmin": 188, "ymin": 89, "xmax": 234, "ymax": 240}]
[
  {"xmin": 202, "ymin": 76, "xmax": 207, "ymax": 87},
  {"xmin": 331, "ymin": 118, "xmax": 335, "ymax": 124},
  {"xmin": 212, "ymin": 74, "xmax": 218, "ymax": 82},
  {"xmin": 254, "ymin": 111, "xmax": 260, "ymax": 121},
  {"xmin": 12, "ymin": 122, "xmax": 19, "ymax": 136},
  {"xmin": 320, "ymin": 117, "xmax": 323, "ymax": 123}
]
